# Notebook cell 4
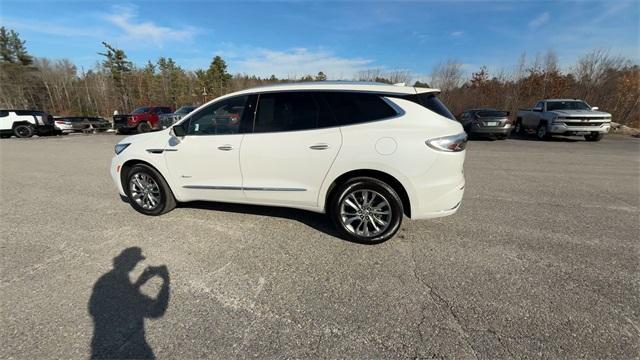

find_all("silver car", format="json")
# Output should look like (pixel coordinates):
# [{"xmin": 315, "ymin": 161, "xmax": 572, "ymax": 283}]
[{"xmin": 159, "ymin": 106, "xmax": 197, "ymax": 129}]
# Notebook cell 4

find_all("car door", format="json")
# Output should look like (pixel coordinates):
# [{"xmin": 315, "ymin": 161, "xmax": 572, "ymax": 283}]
[
  {"xmin": 525, "ymin": 101, "xmax": 544, "ymax": 129},
  {"xmin": 240, "ymin": 91, "xmax": 342, "ymax": 207},
  {"xmin": 163, "ymin": 95, "xmax": 254, "ymax": 202}
]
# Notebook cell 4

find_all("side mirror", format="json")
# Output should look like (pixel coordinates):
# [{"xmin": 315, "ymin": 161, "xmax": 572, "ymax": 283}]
[
  {"xmin": 533, "ymin": 107, "xmax": 542, "ymax": 112},
  {"xmin": 171, "ymin": 124, "xmax": 186, "ymax": 137},
  {"xmin": 591, "ymin": 106, "xmax": 599, "ymax": 111}
]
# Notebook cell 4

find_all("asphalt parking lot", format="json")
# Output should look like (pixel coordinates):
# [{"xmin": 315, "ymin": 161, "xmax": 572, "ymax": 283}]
[{"xmin": 1, "ymin": 133, "xmax": 638, "ymax": 359}]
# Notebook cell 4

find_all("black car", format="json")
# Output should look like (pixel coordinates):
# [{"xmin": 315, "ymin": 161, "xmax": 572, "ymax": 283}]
[{"xmin": 458, "ymin": 109, "xmax": 513, "ymax": 140}]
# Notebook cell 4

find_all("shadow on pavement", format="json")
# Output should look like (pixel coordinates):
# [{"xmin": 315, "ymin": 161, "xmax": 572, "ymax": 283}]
[
  {"xmin": 182, "ymin": 201, "xmax": 344, "ymax": 239},
  {"xmin": 88, "ymin": 247, "xmax": 170, "ymax": 359},
  {"xmin": 508, "ymin": 132, "xmax": 581, "ymax": 142}
]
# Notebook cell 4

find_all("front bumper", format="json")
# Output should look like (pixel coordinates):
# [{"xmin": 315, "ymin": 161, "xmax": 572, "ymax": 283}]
[
  {"xmin": 549, "ymin": 122, "xmax": 611, "ymax": 134},
  {"xmin": 111, "ymin": 156, "xmax": 126, "ymax": 196}
]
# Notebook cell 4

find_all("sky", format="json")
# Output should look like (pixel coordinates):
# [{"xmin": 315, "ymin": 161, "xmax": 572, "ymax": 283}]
[{"xmin": 0, "ymin": 0, "xmax": 638, "ymax": 80}]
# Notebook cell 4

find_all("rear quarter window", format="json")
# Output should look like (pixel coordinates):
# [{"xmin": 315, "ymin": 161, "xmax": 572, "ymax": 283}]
[
  {"xmin": 398, "ymin": 94, "xmax": 456, "ymax": 121},
  {"xmin": 321, "ymin": 92, "xmax": 397, "ymax": 126}
]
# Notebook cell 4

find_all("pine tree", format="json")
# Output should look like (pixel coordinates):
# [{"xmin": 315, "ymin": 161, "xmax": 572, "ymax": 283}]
[
  {"xmin": 98, "ymin": 42, "xmax": 133, "ymax": 110},
  {"xmin": 315, "ymin": 71, "xmax": 327, "ymax": 81},
  {"xmin": 205, "ymin": 55, "xmax": 232, "ymax": 97},
  {"xmin": 0, "ymin": 27, "xmax": 13, "ymax": 63}
]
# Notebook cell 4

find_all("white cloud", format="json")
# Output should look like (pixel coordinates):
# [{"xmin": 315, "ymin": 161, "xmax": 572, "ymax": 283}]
[
  {"xmin": 103, "ymin": 5, "xmax": 195, "ymax": 46},
  {"xmin": 450, "ymin": 31, "xmax": 464, "ymax": 37},
  {"xmin": 528, "ymin": 12, "xmax": 550, "ymax": 29},
  {"xmin": 231, "ymin": 48, "xmax": 375, "ymax": 79}
]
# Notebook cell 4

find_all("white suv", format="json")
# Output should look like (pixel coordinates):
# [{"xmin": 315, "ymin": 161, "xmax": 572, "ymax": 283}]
[{"xmin": 110, "ymin": 82, "xmax": 467, "ymax": 243}]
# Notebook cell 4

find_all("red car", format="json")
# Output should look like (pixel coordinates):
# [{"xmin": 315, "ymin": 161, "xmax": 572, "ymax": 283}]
[{"xmin": 113, "ymin": 106, "xmax": 173, "ymax": 134}]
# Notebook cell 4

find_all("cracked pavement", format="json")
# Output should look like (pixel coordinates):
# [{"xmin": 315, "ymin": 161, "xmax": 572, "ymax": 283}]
[{"xmin": 1, "ymin": 134, "xmax": 639, "ymax": 358}]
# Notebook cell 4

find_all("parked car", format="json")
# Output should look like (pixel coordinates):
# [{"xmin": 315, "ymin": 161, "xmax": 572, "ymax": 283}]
[
  {"xmin": 54, "ymin": 116, "xmax": 112, "ymax": 133},
  {"xmin": 113, "ymin": 106, "xmax": 173, "ymax": 134},
  {"xmin": 159, "ymin": 106, "xmax": 197, "ymax": 129},
  {"xmin": 110, "ymin": 82, "xmax": 467, "ymax": 243},
  {"xmin": 53, "ymin": 117, "xmax": 78, "ymax": 134},
  {"xmin": 516, "ymin": 99, "xmax": 611, "ymax": 141},
  {"xmin": 86, "ymin": 117, "xmax": 111, "ymax": 132},
  {"xmin": 458, "ymin": 108, "xmax": 512, "ymax": 139},
  {"xmin": 0, "ymin": 109, "xmax": 55, "ymax": 138}
]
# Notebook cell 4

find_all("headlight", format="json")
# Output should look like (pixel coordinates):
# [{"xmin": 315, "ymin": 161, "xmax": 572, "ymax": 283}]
[
  {"xmin": 114, "ymin": 143, "xmax": 131, "ymax": 155},
  {"xmin": 426, "ymin": 133, "xmax": 468, "ymax": 152}
]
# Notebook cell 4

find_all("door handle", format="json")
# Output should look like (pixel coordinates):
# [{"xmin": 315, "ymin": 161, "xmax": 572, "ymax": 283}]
[
  {"xmin": 218, "ymin": 145, "xmax": 233, "ymax": 151},
  {"xmin": 309, "ymin": 143, "xmax": 330, "ymax": 150}
]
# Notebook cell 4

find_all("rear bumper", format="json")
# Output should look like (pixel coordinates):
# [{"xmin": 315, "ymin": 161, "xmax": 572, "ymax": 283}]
[
  {"xmin": 549, "ymin": 122, "xmax": 610, "ymax": 134},
  {"xmin": 469, "ymin": 124, "xmax": 513, "ymax": 135},
  {"xmin": 410, "ymin": 151, "xmax": 466, "ymax": 220}
]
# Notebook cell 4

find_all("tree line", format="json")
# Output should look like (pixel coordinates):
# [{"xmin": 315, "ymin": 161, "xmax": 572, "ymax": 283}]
[{"xmin": 0, "ymin": 27, "xmax": 638, "ymax": 126}]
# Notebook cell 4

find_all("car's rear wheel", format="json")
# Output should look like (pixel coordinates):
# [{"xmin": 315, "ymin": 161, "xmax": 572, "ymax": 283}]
[
  {"xmin": 330, "ymin": 177, "xmax": 403, "ymax": 244},
  {"xmin": 585, "ymin": 132, "xmax": 604, "ymax": 142},
  {"xmin": 536, "ymin": 125, "xmax": 550, "ymax": 140},
  {"xmin": 137, "ymin": 122, "xmax": 151, "ymax": 133},
  {"xmin": 125, "ymin": 164, "xmax": 176, "ymax": 216},
  {"xmin": 14, "ymin": 124, "xmax": 34, "ymax": 138}
]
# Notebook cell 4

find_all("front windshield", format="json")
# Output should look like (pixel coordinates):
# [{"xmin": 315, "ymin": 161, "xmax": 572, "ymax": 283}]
[
  {"xmin": 176, "ymin": 106, "xmax": 196, "ymax": 114},
  {"xmin": 546, "ymin": 101, "xmax": 591, "ymax": 111},
  {"xmin": 132, "ymin": 107, "xmax": 150, "ymax": 114}
]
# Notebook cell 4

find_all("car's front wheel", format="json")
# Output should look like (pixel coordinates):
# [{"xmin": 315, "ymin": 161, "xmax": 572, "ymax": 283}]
[
  {"xmin": 585, "ymin": 132, "xmax": 605, "ymax": 142},
  {"xmin": 125, "ymin": 164, "xmax": 176, "ymax": 215},
  {"xmin": 329, "ymin": 177, "xmax": 403, "ymax": 244}
]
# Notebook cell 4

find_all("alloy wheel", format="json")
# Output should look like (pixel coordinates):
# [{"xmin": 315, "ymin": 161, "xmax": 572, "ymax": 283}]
[
  {"xmin": 129, "ymin": 172, "xmax": 162, "ymax": 210},
  {"xmin": 15, "ymin": 125, "xmax": 33, "ymax": 138},
  {"xmin": 537, "ymin": 126, "xmax": 547, "ymax": 139},
  {"xmin": 339, "ymin": 189, "xmax": 392, "ymax": 238}
]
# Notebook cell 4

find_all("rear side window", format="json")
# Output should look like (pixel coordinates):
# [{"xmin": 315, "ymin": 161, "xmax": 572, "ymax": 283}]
[
  {"xmin": 254, "ymin": 92, "xmax": 334, "ymax": 133},
  {"xmin": 398, "ymin": 94, "xmax": 456, "ymax": 121},
  {"xmin": 321, "ymin": 92, "xmax": 397, "ymax": 125},
  {"xmin": 14, "ymin": 110, "xmax": 35, "ymax": 116},
  {"xmin": 0, "ymin": 110, "xmax": 8, "ymax": 117},
  {"xmin": 476, "ymin": 110, "xmax": 508, "ymax": 118}
]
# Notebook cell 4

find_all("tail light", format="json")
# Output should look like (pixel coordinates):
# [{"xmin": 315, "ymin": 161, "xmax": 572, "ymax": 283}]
[
  {"xmin": 55, "ymin": 120, "xmax": 65, "ymax": 124},
  {"xmin": 426, "ymin": 133, "xmax": 468, "ymax": 152}
]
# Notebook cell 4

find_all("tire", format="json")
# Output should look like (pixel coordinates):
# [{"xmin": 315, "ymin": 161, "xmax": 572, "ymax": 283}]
[
  {"xmin": 329, "ymin": 177, "xmax": 403, "ymax": 244},
  {"xmin": 13, "ymin": 124, "xmax": 34, "ymax": 138},
  {"xmin": 536, "ymin": 124, "xmax": 551, "ymax": 141},
  {"xmin": 124, "ymin": 164, "xmax": 176, "ymax": 216},
  {"xmin": 585, "ymin": 132, "xmax": 604, "ymax": 142},
  {"xmin": 137, "ymin": 122, "xmax": 151, "ymax": 133},
  {"xmin": 514, "ymin": 119, "xmax": 524, "ymax": 134}
]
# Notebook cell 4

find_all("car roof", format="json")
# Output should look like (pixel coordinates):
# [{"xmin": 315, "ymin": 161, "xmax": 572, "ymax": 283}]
[
  {"xmin": 543, "ymin": 99, "xmax": 584, "ymax": 102},
  {"xmin": 224, "ymin": 81, "xmax": 440, "ymax": 98}
]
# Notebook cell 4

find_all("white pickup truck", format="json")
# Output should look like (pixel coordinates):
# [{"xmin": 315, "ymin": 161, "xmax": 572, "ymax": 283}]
[
  {"xmin": 515, "ymin": 99, "xmax": 611, "ymax": 141},
  {"xmin": 0, "ymin": 110, "xmax": 56, "ymax": 138}
]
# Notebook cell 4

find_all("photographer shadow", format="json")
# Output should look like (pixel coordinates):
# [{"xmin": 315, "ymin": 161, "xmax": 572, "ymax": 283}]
[{"xmin": 88, "ymin": 247, "xmax": 170, "ymax": 360}]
